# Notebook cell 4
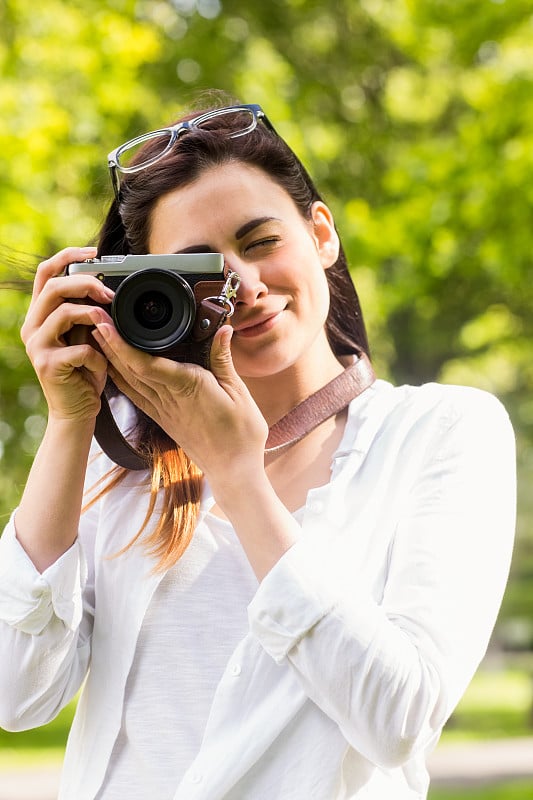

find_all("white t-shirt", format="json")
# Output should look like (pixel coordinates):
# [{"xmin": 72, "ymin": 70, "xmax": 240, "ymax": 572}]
[{"xmin": 97, "ymin": 513, "xmax": 259, "ymax": 797}]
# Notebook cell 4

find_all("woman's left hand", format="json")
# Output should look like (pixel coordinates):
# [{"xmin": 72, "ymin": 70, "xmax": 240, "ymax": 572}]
[{"xmin": 91, "ymin": 313, "xmax": 269, "ymax": 491}]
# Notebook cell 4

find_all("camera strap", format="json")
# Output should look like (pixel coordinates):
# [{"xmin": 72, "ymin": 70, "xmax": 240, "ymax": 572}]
[
  {"xmin": 264, "ymin": 352, "xmax": 375, "ymax": 453},
  {"xmin": 93, "ymin": 350, "xmax": 376, "ymax": 470}
]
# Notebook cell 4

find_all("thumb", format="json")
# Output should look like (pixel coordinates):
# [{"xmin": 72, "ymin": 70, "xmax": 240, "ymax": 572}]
[{"xmin": 209, "ymin": 325, "xmax": 237, "ymax": 383}]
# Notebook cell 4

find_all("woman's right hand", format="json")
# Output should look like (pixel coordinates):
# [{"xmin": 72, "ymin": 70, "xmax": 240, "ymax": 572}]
[{"xmin": 21, "ymin": 246, "xmax": 115, "ymax": 423}]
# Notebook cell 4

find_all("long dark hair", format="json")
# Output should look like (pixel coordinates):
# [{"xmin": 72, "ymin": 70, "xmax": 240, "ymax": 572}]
[
  {"xmin": 93, "ymin": 95, "xmax": 370, "ymax": 570},
  {"xmin": 99, "ymin": 101, "xmax": 369, "ymax": 356}
]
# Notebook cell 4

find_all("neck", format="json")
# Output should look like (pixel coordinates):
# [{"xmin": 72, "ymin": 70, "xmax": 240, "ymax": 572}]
[{"xmin": 242, "ymin": 344, "xmax": 346, "ymax": 427}]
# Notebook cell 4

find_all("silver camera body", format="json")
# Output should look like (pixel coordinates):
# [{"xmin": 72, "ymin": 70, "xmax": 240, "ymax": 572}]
[{"xmin": 67, "ymin": 253, "xmax": 228, "ymax": 364}]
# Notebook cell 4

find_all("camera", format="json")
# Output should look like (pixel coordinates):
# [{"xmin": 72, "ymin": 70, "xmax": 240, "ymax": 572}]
[{"xmin": 67, "ymin": 253, "xmax": 238, "ymax": 367}]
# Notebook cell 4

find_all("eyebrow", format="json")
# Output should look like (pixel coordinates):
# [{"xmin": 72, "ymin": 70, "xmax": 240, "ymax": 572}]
[
  {"xmin": 236, "ymin": 216, "xmax": 281, "ymax": 240},
  {"xmin": 175, "ymin": 217, "xmax": 281, "ymax": 254},
  {"xmin": 176, "ymin": 244, "xmax": 214, "ymax": 254}
]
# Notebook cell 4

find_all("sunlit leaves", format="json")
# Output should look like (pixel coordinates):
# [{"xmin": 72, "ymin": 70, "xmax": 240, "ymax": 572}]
[{"xmin": 0, "ymin": 0, "xmax": 532, "ymax": 617}]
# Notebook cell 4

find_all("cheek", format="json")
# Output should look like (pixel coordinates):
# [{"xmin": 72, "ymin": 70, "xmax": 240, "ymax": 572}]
[{"xmin": 297, "ymin": 265, "xmax": 331, "ymax": 318}]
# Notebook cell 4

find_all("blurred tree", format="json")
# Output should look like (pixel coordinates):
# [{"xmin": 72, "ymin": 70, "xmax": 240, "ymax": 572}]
[{"xmin": 0, "ymin": 0, "xmax": 531, "ymax": 631}]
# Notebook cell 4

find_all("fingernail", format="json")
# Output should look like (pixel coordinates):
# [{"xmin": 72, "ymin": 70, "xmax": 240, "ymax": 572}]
[
  {"xmin": 91, "ymin": 328, "xmax": 105, "ymax": 348},
  {"xmin": 81, "ymin": 246, "xmax": 98, "ymax": 254},
  {"xmin": 94, "ymin": 322, "xmax": 111, "ymax": 341},
  {"xmin": 90, "ymin": 307, "xmax": 107, "ymax": 325}
]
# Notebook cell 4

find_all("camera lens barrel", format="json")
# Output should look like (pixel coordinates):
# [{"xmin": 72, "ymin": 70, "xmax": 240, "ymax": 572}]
[{"xmin": 112, "ymin": 269, "xmax": 196, "ymax": 352}]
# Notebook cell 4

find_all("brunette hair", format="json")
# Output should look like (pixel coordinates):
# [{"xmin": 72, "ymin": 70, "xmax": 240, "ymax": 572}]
[{"xmin": 93, "ymin": 93, "xmax": 370, "ymax": 570}]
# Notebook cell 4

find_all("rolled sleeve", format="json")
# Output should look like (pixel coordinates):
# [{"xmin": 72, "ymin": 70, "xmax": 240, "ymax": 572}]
[
  {"xmin": 0, "ymin": 514, "xmax": 86, "ymax": 635},
  {"xmin": 249, "ymin": 385, "xmax": 516, "ymax": 766},
  {"xmin": 248, "ymin": 538, "xmax": 379, "ymax": 664}
]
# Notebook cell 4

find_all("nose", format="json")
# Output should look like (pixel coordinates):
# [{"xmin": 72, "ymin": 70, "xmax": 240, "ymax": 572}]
[{"xmin": 225, "ymin": 258, "xmax": 268, "ymax": 308}]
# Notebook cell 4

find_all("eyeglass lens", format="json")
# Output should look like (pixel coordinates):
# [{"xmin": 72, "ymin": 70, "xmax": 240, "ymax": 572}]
[
  {"xmin": 116, "ymin": 107, "xmax": 258, "ymax": 171},
  {"xmin": 116, "ymin": 130, "xmax": 175, "ymax": 170}
]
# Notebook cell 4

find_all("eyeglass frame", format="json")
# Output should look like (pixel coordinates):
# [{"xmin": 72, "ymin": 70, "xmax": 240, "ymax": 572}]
[{"xmin": 107, "ymin": 103, "xmax": 277, "ymax": 200}]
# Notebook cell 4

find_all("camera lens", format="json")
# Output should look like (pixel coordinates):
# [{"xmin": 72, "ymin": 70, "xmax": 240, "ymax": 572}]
[
  {"xmin": 134, "ymin": 291, "xmax": 173, "ymax": 329},
  {"xmin": 112, "ymin": 269, "xmax": 195, "ymax": 352}
]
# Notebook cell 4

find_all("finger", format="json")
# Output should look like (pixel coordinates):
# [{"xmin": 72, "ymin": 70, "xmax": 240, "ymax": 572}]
[
  {"xmin": 209, "ymin": 325, "xmax": 238, "ymax": 386},
  {"xmin": 22, "ymin": 280, "xmax": 114, "ymax": 345},
  {"xmin": 24, "ymin": 302, "xmax": 110, "ymax": 352},
  {"xmin": 53, "ymin": 343, "xmax": 108, "ymax": 376},
  {"xmin": 33, "ymin": 342, "xmax": 108, "ymax": 387},
  {"xmin": 91, "ymin": 324, "xmax": 162, "ymax": 402},
  {"xmin": 38, "ymin": 346, "xmax": 108, "ymax": 417},
  {"xmin": 34, "ymin": 274, "xmax": 114, "ymax": 323},
  {"xmin": 105, "ymin": 362, "xmax": 154, "ymax": 414},
  {"xmin": 31, "ymin": 246, "xmax": 98, "ymax": 303},
  {"xmin": 92, "ymin": 323, "xmax": 202, "ymax": 408},
  {"xmin": 92, "ymin": 321, "xmax": 194, "ymax": 384}
]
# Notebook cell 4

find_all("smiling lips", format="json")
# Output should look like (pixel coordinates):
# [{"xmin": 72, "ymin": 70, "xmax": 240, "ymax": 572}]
[{"xmin": 233, "ymin": 310, "xmax": 284, "ymax": 338}]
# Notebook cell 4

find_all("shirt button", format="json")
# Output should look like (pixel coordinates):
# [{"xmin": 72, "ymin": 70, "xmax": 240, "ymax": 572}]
[
  {"xmin": 190, "ymin": 771, "xmax": 203, "ymax": 784},
  {"xmin": 230, "ymin": 663, "xmax": 242, "ymax": 677}
]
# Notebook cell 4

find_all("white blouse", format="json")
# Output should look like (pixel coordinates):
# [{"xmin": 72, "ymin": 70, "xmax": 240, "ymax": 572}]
[{"xmin": 0, "ymin": 379, "xmax": 516, "ymax": 799}]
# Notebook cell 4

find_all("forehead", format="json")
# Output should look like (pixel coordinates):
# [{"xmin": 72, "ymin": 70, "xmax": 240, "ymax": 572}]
[
  {"xmin": 149, "ymin": 162, "xmax": 302, "ymax": 250},
  {"xmin": 159, "ymin": 162, "xmax": 293, "ymax": 210}
]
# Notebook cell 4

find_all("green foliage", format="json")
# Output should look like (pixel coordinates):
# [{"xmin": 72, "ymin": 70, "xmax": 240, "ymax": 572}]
[
  {"xmin": 0, "ymin": 698, "xmax": 74, "ymax": 763},
  {"xmin": 429, "ymin": 781, "xmax": 533, "ymax": 800},
  {"xmin": 0, "ymin": 0, "xmax": 532, "ymax": 627},
  {"xmin": 442, "ymin": 669, "xmax": 533, "ymax": 743}
]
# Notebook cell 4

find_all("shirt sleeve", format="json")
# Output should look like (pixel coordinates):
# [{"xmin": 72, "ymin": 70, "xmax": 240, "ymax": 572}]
[
  {"xmin": 0, "ymin": 516, "xmax": 87, "ymax": 635},
  {"xmin": 0, "ymin": 449, "xmax": 102, "ymax": 732},
  {"xmin": 248, "ymin": 387, "xmax": 516, "ymax": 768}
]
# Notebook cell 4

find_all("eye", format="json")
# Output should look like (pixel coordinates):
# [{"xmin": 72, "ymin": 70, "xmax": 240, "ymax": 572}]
[{"xmin": 245, "ymin": 236, "xmax": 280, "ymax": 252}]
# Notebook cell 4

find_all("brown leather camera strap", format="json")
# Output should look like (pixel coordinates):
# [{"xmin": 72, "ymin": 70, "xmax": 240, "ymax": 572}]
[
  {"xmin": 264, "ymin": 352, "xmax": 375, "ymax": 453},
  {"xmin": 94, "ymin": 394, "xmax": 151, "ymax": 471},
  {"xmin": 94, "ymin": 352, "xmax": 376, "ymax": 470}
]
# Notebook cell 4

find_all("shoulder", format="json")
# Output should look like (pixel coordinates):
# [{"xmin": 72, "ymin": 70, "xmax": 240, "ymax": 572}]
[
  {"xmin": 398, "ymin": 381, "xmax": 510, "ymax": 427},
  {"xmin": 343, "ymin": 379, "xmax": 514, "ymax": 461},
  {"xmin": 362, "ymin": 378, "xmax": 511, "ymax": 428}
]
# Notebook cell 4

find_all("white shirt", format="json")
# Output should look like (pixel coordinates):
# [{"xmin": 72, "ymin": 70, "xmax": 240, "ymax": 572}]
[{"xmin": 0, "ymin": 380, "xmax": 516, "ymax": 800}]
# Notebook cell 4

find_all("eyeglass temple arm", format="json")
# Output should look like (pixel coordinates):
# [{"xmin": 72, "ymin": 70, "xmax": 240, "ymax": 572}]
[{"xmin": 108, "ymin": 162, "xmax": 121, "ymax": 201}]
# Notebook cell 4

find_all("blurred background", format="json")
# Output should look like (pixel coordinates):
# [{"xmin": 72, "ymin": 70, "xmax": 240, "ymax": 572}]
[{"xmin": 0, "ymin": 0, "xmax": 532, "ymax": 797}]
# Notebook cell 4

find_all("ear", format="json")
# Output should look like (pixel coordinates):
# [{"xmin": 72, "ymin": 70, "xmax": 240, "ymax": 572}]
[{"xmin": 310, "ymin": 201, "xmax": 340, "ymax": 269}]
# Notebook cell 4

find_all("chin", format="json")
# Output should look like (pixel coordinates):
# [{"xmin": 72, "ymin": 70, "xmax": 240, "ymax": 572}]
[
  {"xmin": 230, "ymin": 325, "xmax": 328, "ymax": 381},
  {"xmin": 232, "ymin": 350, "xmax": 301, "ymax": 381}
]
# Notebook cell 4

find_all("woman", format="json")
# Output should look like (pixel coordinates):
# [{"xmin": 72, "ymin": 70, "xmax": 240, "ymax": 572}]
[{"xmin": 0, "ymin": 99, "xmax": 516, "ymax": 799}]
